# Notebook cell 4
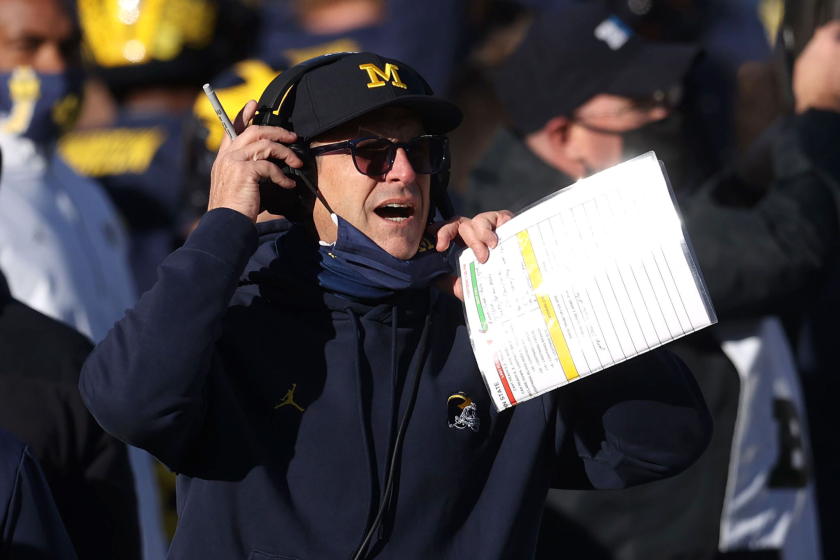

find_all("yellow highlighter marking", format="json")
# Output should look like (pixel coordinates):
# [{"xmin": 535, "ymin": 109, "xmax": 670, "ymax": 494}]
[{"xmin": 517, "ymin": 231, "xmax": 579, "ymax": 381}]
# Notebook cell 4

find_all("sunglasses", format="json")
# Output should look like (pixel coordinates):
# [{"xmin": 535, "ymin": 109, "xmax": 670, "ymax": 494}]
[{"xmin": 308, "ymin": 135, "xmax": 448, "ymax": 177}]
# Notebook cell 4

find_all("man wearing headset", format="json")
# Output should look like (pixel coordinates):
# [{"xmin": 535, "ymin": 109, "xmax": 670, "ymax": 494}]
[{"xmin": 81, "ymin": 52, "xmax": 712, "ymax": 560}]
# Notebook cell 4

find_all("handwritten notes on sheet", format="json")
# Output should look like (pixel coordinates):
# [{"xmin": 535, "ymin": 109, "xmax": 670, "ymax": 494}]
[{"xmin": 460, "ymin": 152, "xmax": 716, "ymax": 411}]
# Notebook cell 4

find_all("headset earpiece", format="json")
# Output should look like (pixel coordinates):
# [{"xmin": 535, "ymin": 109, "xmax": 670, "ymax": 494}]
[
  {"xmin": 431, "ymin": 171, "xmax": 454, "ymax": 221},
  {"xmin": 262, "ymin": 146, "xmax": 318, "ymax": 221},
  {"xmin": 429, "ymin": 137, "xmax": 454, "ymax": 221},
  {"xmin": 251, "ymin": 53, "xmax": 354, "ymax": 220}
]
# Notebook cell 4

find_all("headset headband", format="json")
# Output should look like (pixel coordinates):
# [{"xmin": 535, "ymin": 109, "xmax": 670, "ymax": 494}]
[
  {"xmin": 253, "ymin": 52, "xmax": 437, "ymax": 130},
  {"xmin": 254, "ymin": 52, "xmax": 352, "ymax": 129}
]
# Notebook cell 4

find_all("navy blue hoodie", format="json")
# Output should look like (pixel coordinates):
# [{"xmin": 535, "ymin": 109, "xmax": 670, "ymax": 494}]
[
  {"xmin": 0, "ymin": 427, "xmax": 77, "ymax": 559},
  {"xmin": 80, "ymin": 208, "xmax": 712, "ymax": 560}
]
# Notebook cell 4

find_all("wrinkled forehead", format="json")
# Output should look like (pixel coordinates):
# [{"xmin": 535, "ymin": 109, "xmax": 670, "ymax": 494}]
[{"xmin": 312, "ymin": 106, "xmax": 425, "ymax": 144}]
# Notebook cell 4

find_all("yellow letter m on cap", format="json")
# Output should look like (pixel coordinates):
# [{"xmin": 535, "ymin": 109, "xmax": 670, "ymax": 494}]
[{"xmin": 359, "ymin": 63, "xmax": 408, "ymax": 89}]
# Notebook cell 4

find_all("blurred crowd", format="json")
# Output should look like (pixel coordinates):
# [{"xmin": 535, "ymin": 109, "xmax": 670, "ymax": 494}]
[{"xmin": 0, "ymin": 0, "xmax": 839, "ymax": 559}]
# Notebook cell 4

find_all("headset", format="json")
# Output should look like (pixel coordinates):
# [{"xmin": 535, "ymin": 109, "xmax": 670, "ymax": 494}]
[{"xmin": 251, "ymin": 52, "xmax": 455, "ymax": 222}]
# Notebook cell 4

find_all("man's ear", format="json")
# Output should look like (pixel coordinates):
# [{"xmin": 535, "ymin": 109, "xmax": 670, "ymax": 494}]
[
  {"xmin": 527, "ymin": 115, "xmax": 586, "ymax": 179},
  {"xmin": 543, "ymin": 115, "xmax": 572, "ymax": 153}
]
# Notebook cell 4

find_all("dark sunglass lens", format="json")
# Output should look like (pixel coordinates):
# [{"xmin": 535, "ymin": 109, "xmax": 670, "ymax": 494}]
[
  {"xmin": 353, "ymin": 138, "xmax": 393, "ymax": 175},
  {"xmin": 408, "ymin": 137, "xmax": 445, "ymax": 174}
]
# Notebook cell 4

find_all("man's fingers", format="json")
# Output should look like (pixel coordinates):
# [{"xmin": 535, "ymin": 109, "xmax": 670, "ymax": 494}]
[
  {"xmin": 429, "ymin": 220, "xmax": 461, "ymax": 252},
  {"xmin": 457, "ymin": 223, "xmax": 490, "ymax": 263},
  {"xmin": 793, "ymin": 20, "xmax": 840, "ymax": 112},
  {"xmin": 220, "ymin": 100, "xmax": 256, "ymax": 152},
  {"xmin": 427, "ymin": 211, "xmax": 513, "ymax": 256},
  {"xmin": 237, "ymin": 139, "xmax": 304, "ymax": 168},
  {"xmin": 471, "ymin": 215, "xmax": 501, "ymax": 249},
  {"xmin": 234, "ymin": 100, "xmax": 257, "ymax": 134},
  {"xmin": 252, "ymin": 161, "xmax": 296, "ymax": 189},
  {"xmin": 497, "ymin": 210, "xmax": 515, "ymax": 226},
  {"xmin": 235, "ymin": 123, "xmax": 298, "ymax": 147},
  {"xmin": 220, "ymin": 101, "xmax": 298, "ymax": 154}
]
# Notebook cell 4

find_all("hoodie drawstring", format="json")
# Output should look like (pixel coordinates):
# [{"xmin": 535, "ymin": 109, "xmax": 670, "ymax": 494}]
[
  {"xmin": 347, "ymin": 309, "xmax": 377, "ymax": 558},
  {"xmin": 377, "ymin": 306, "xmax": 399, "ymax": 542},
  {"xmin": 350, "ymin": 308, "xmax": 432, "ymax": 560}
]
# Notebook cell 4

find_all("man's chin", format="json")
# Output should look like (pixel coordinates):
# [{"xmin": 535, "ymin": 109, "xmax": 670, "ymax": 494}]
[
  {"xmin": 376, "ymin": 235, "xmax": 422, "ymax": 261},
  {"xmin": 360, "ymin": 221, "xmax": 421, "ymax": 260},
  {"xmin": 383, "ymin": 243, "xmax": 419, "ymax": 261}
]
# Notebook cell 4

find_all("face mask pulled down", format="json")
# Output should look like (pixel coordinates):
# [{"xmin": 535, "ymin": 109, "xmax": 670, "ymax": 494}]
[
  {"xmin": 318, "ymin": 214, "xmax": 456, "ymax": 297},
  {"xmin": 619, "ymin": 114, "xmax": 686, "ymax": 190},
  {"xmin": 578, "ymin": 114, "xmax": 685, "ymax": 188}
]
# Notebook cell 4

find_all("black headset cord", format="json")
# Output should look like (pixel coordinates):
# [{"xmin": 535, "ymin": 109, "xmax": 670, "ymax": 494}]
[{"xmin": 349, "ymin": 310, "xmax": 433, "ymax": 560}]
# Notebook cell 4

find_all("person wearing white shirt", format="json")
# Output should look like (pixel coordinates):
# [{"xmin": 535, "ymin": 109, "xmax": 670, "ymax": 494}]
[{"xmin": 0, "ymin": 0, "xmax": 169, "ymax": 557}]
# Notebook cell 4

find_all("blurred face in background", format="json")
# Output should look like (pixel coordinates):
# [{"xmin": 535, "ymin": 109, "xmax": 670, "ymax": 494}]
[
  {"xmin": 0, "ymin": 0, "xmax": 79, "ymax": 73},
  {"xmin": 0, "ymin": 0, "xmax": 83, "ymax": 143},
  {"xmin": 567, "ymin": 94, "xmax": 670, "ymax": 174},
  {"xmin": 296, "ymin": 0, "xmax": 385, "ymax": 34},
  {"xmin": 527, "ymin": 93, "xmax": 671, "ymax": 179}
]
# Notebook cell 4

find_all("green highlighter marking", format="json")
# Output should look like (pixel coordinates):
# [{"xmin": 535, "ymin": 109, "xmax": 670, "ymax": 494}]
[{"xmin": 470, "ymin": 262, "xmax": 488, "ymax": 332}]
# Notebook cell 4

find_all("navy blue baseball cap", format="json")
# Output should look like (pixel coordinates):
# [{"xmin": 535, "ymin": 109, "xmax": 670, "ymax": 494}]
[
  {"xmin": 278, "ymin": 52, "xmax": 463, "ymax": 141},
  {"xmin": 495, "ymin": 4, "xmax": 701, "ymax": 134}
]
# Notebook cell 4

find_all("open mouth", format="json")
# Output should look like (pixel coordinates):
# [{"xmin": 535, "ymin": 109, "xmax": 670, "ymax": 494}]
[{"xmin": 374, "ymin": 203, "xmax": 415, "ymax": 222}]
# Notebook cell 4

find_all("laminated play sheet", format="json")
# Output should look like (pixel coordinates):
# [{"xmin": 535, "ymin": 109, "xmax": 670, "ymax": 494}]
[{"xmin": 459, "ymin": 152, "xmax": 717, "ymax": 411}]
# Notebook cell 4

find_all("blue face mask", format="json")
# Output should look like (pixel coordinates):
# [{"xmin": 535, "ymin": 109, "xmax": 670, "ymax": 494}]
[
  {"xmin": 0, "ymin": 66, "xmax": 83, "ymax": 144},
  {"xmin": 320, "ymin": 214, "xmax": 456, "ymax": 294}
]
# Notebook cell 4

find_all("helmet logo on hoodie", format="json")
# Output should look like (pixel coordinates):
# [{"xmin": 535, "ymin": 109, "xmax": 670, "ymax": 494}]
[
  {"xmin": 447, "ymin": 392, "xmax": 480, "ymax": 433},
  {"xmin": 274, "ymin": 383, "xmax": 305, "ymax": 412}
]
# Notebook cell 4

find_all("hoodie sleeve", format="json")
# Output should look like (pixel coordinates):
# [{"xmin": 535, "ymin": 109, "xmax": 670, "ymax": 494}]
[
  {"xmin": 552, "ymin": 347, "xmax": 712, "ymax": 490},
  {"xmin": 79, "ymin": 209, "xmax": 258, "ymax": 470}
]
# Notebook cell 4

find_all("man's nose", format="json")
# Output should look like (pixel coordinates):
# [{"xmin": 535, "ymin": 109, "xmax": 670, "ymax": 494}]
[
  {"xmin": 386, "ymin": 147, "xmax": 417, "ymax": 183},
  {"xmin": 35, "ymin": 42, "xmax": 69, "ymax": 74}
]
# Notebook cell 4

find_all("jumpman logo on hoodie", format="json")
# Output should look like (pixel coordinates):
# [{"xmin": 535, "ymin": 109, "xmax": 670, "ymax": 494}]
[{"xmin": 274, "ymin": 383, "xmax": 305, "ymax": 412}]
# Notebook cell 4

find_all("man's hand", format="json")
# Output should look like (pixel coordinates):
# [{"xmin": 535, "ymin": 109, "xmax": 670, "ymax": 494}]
[
  {"xmin": 429, "ymin": 210, "xmax": 514, "ymax": 300},
  {"xmin": 208, "ymin": 100, "xmax": 304, "ymax": 223},
  {"xmin": 794, "ymin": 21, "xmax": 840, "ymax": 114}
]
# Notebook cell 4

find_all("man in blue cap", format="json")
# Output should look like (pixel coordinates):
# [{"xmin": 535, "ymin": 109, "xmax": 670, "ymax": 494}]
[
  {"xmin": 81, "ymin": 51, "xmax": 713, "ymax": 559},
  {"xmin": 462, "ymin": 3, "xmax": 700, "ymax": 217}
]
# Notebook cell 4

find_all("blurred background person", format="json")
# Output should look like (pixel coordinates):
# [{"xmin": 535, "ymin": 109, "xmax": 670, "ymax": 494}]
[
  {"xmin": 59, "ymin": 0, "xmax": 262, "ymax": 553},
  {"xmin": 605, "ymin": 0, "xmax": 774, "ymax": 188},
  {"xmin": 708, "ymin": 3, "xmax": 840, "ymax": 556},
  {"xmin": 463, "ymin": 4, "xmax": 825, "ymax": 559},
  {"xmin": 683, "ymin": 12, "xmax": 840, "ymax": 558},
  {"xmin": 257, "ymin": 0, "xmax": 467, "ymax": 95},
  {"xmin": 60, "ymin": 0, "xmax": 255, "ymax": 295},
  {"xmin": 62, "ymin": 0, "xmax": 278, "ymax": 548},
  {"xmin": 0, "ymin": 0, "xmax": 135, "ymax": 343},
  {"xmin": 0, "ymin": 0, "xmax": 169, "ymax": 556},
  {"xmin": 0, "ymin": 426, "xmax": 77, "ymax": 560},
  {"xmin": 462, "ymin": 3, "xmax": 700, "ymax": 214},
  {"xmin": 0, "ymin": 264, "xmax": 140, "ymax": 559},
  {"xmin": 447, "ymin": 0, "xmax": 775, "ymax": 209}
]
